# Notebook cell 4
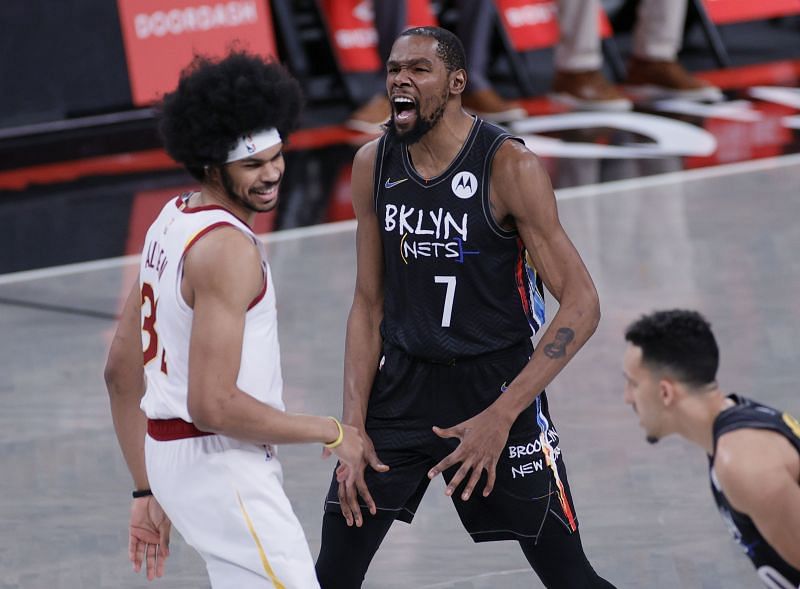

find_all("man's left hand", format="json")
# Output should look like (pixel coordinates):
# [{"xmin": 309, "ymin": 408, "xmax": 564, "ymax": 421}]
[{"xmin": 427, "ymin": 408, "xmax": 511, "ymax": 500}]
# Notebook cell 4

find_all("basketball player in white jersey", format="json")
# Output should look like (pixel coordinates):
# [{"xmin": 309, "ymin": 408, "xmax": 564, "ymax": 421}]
[{"xmin": 105, "ymin": 52, "xmax": 370, "ymax": 588}]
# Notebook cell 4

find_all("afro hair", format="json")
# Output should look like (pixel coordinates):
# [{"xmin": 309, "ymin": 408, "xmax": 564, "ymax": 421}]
[{"xmin": 158, "ymin": 51, "xmax": 304, "ymax": 181}]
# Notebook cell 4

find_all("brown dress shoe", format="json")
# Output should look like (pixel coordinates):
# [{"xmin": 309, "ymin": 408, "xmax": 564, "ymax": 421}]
[
  {"xmin": 550, "ymin": 70, "xmax": 632, "ymax": 111},
  {"xmin": 625, "ymin": 58, "xmax": 723, "ymax": 101},
  {"xmin": 461, "ymin": 88, "xmax": 528, "ymax": 123},
  {"xmin": 346, "ymin": 95, "xmax": 391, "ymax": 134}
]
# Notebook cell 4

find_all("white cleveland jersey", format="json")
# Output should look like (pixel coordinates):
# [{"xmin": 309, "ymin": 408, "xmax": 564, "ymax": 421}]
[{"xmin": 139, "ymin": 194, "xmax": 284, "ymax": 421}]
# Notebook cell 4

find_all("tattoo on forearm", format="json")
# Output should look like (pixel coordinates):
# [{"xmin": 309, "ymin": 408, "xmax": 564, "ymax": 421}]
[{"xmin": 543, "ymin": 328, "xmax": 575, "ymax": 359}]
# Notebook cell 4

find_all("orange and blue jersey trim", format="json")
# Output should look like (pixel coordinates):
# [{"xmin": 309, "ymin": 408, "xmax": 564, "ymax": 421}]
[
  {"xmin": 514, "ymin": 238, "xmax": 545, "ymax": 333},
  {"xmin": 534, "ymin": 397, "xmax": 577, "ymax": 532}
]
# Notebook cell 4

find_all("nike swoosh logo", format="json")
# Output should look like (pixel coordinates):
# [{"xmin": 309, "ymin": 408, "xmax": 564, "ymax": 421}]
[{"xmin": 384, "ymin": 177, "xmax": 408, "ymax": 189}]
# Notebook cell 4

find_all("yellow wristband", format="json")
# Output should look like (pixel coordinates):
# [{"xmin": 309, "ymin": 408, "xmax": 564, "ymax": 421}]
[{"xmin": 323, "ymin": 417, "xmax": 344, "ymax": 449}]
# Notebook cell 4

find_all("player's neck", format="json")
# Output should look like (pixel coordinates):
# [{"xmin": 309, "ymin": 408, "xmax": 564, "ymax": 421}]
[
  {"xmin": 406, "ymin": 109, "xmax": 473, "ymax": 179},
  {"xmin": 196, "ymin": 186, "xmax": 256, "ymax": 227},
  {"xmin": 676, "ymin": 387, "xmax": 729, "ymax": 455}
]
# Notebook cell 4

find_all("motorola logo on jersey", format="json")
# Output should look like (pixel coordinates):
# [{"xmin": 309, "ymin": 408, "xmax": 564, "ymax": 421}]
[{"xmin": 451, "ymin": 171, "xmax": 477, "ymax": 199}]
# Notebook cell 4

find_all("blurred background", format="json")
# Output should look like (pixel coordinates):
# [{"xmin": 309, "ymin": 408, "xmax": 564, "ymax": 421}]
[{"xmin": 1, "ymin": 0, "xmax": 798, "ymax": 276}]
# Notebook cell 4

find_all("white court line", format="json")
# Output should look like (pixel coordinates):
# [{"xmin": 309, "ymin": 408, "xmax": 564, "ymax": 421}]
[
  {"xmin": 264, "ymin": 217, "xmax": 356, "ymax": 243},
  {"xmin": 278, "ymin": 151, "xmax": 798, "ymax": 208},
  {"xmin": 555, "ymin": 151, "xmax": 800, "ymax": 201},
  {"xmin": 417, "ymin": 568, "xmax": 531, "ymax": 589},
  {"xmin": 0, "ymin": 254, "xmax": 141, "ymax": 286},
  {"xmin": 1, "ymin": 152, "xmax": 799, "ymax": 287}
]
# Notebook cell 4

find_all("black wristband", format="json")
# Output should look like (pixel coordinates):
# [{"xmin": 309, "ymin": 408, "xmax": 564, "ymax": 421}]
[{"xmin": 132, "ymin": 489, "xmax": 153, "ymax": 499}]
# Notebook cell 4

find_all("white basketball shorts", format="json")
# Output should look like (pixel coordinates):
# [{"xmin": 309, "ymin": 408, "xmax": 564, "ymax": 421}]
[{"xmin": 145, "ymin": 433, "xmax": 320, "ymax": 588}]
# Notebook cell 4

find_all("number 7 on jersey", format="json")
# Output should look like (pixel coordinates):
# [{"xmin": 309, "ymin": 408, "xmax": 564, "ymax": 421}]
[{"xmin": 434, "ymin": 275, "xmax": 456, "ymax": 327}]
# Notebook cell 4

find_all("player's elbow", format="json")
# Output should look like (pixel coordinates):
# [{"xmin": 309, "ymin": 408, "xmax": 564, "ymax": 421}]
[
  {"xmin": 187, "ymin": 389, "xmax": 223, "ymax": 432},
  {"xmin": 573, "ymin": 281, "xmax": 600, "ymax": 335},
  {"xmin": 352, "ymin": 287, "xmax": 383, "ymax": 320},
  {"xmin": 585, "ymin": 287, "xmax": 601, "ymax": 333},
  {"xmin": 104, "ymin": 347, "xmax": 137, "ymax": 399},
  {"xmin": 103, "ymin": 354, "xmax": 118, "ymax": 395},
  {"xmin": 104, "ymin": 340, "xmax": 122, "ymax": 393},
  {"xmin": 187, "ymin": 394, "xmax": 211, "ymax": 431}
]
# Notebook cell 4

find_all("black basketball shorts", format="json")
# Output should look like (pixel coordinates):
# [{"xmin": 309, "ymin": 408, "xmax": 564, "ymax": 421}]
[{"xmin": 323, "ymin": 340, "xmax": 579, "ymax": 542}]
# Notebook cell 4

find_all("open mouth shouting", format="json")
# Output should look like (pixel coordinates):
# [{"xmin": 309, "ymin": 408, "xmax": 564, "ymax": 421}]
[{"xmin": 392, "ymin": 95, "xmax": 418, "ymax": 128}]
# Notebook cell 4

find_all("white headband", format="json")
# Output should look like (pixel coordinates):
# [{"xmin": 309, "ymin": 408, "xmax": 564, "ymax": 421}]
[{"xmin": 225, "ymin": 128, "xmax": 282, "ymax": 163}]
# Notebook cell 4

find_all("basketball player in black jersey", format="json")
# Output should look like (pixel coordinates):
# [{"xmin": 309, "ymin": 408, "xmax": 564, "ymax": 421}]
[
  {"xmin": 316, "ymin": 27, "xmax": 613, "ymax": 588},
  {"xmin": 623, "ymin": 310, "xmax": 800, "ymax": 587}
]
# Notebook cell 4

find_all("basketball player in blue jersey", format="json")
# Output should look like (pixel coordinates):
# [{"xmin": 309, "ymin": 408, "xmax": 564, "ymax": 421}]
[
  {"xmin": 104, "ymin": 52, "xmax": 368, "ymax": 587},
  {"xmin": 316, "ymin": 27, "xmax": 614, "ymax": 588},
  {"xmin": 623, "ymin": 310, "xmax": 800, "ymax": 587}
]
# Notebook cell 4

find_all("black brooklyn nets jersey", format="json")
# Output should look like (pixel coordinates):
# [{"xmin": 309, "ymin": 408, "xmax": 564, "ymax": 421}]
[
  {"xmin": 373, "ymin": 117, "xmax": 545, "ymax": 361},
  {"xmin": 709, "ymin": 395, "xmax": 800, "ymax": 586}
]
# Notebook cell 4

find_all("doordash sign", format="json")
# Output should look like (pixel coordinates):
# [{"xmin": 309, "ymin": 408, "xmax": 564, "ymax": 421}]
[{"xmin": 117, "ymin": 0, "xmax": 277, "ymax": 105}]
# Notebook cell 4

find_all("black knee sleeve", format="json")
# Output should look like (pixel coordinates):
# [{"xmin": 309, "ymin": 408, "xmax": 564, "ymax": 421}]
[{"xmin": 316, "ymin": 512, "xmax": 394, "ymax": 589}]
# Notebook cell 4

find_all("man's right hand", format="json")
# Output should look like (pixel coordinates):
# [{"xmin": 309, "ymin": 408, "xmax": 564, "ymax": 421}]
[
  {"xmin": 129, "ymin": 495, "xmax": 171, "ymax": 581},
  {"xmin": 324, "ymin": 426, "xmax": 389, "ymax": 527}
]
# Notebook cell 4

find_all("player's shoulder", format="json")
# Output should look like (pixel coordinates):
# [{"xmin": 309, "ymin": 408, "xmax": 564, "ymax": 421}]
[
  {"xmin": 354, "ymin": 136, "xmax": 383, "ymax": 167},
  {"xmin": 185, "ymin": 224, "xmax": 260, "ymax": 275},
  {"xmin": 492, "ymin": 137, "xmax": 549, "ymax": 193},
  {"xmin": 494, "ymin": 136, "xmax": 542, "ymax": 170},
  {"xmin": 351, "ymin": 137, "xmax": 385, "ymax": 206},
  {"xmin": 716, "ymin": 427, "xmax": 792, "ymax": 477},
  {"xmin": 713, "ymin": 429, "xmax": 762, "ymax": 506},
  {"xmin": 183, "ymin": 225, "xmax": 263, "ymax": 304},
  {"xmin": 715, "ymin": 426, "xmax": 800, "ymax": 514}
]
